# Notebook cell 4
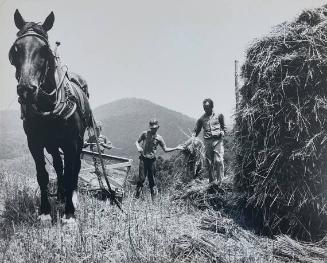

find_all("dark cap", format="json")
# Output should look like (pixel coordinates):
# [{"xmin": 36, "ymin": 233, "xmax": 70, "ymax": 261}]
[
  {"xmin": 149, "ymin": 119, "xmax": 159, "ymax": 129},
  {"xmin": 95, "ymin": 121, "xmax": 102, "ymax": 130},
  {"xmin": 203, "ymin": 98, "xmax": 214, "ymax": 108}
]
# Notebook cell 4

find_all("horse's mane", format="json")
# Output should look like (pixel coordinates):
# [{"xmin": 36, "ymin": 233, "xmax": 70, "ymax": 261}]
[{"xmin": 17, "ymin": 22, "xmax": 49, "ymax": 39}]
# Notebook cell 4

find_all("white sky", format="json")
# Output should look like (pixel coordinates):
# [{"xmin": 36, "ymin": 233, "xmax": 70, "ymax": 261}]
[{"xmin": 0, "ymin": 0, "xmax": 326, "ymax": 125}]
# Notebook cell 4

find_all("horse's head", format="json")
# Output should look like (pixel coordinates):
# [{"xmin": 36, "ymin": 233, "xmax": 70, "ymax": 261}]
[{"xmin": 9, "ymin": 9, "xmax": 55, "ymax": 104}]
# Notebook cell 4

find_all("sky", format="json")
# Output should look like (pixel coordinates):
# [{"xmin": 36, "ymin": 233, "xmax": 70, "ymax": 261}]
[{"xmin": 0, "ymin": 0, "xmax": 326, "ymax": 125}]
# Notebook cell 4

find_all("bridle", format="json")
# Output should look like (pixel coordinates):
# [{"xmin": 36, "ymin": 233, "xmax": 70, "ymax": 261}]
[
  {"xmin": 12, "ymin": 29, "xmax": 54, "ymax": 91},
  {"xmin": 11, "ymin": 29, "xmax": 66, "ymax": 117}
]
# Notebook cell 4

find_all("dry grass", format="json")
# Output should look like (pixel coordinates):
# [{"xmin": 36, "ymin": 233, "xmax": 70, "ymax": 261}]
[
  {"xmin": 273, "ymin": 235, "xmax": 327, "ymax": 263},
  {"xmin": 0, "ymin": 155, "xmax": 326, "ymax": 262}
]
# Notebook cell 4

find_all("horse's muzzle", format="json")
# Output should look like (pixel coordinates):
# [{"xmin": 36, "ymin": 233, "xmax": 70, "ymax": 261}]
[{"xmin": 17, "ymin": 84, "xmax": 37, "ymax": 102}]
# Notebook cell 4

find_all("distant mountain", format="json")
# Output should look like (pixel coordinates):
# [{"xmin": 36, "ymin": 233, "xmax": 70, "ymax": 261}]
[
  {"xmin": 0, "ymin": 98, "xmax": 196, "ymax": 160},
  {"xmin": 93, "ymin": 98, "xmax": 196, "ymax": 159}
]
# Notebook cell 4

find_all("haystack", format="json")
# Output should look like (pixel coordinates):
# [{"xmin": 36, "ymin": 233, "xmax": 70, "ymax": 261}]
[
  {"xmin": 235, "ymin": 5, "xmax": 327, "ymax": 240},
  {"xmin": 181, "ymin": 137, "xmax": 204, "ymax": 179}
]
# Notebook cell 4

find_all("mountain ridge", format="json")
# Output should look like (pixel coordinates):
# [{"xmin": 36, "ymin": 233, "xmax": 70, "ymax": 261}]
[
  {"xmin": 93, "ymin": 98, "xmax": 196, "ymax": 159},
  {"xmin": 94, "ymin": 97, "xmax": 196, "ymax": 121}
]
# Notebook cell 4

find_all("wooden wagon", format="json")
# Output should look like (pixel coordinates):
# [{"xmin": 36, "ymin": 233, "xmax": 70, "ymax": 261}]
[{"xmin": 79, "ymin": 149, "xmax": 133, "ymax": 202}]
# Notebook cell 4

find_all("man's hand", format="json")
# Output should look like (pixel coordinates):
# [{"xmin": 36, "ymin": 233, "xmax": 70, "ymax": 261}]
[
  {"xmin": 176, "ymin": 144, "xmax": 185, "ymax": 150},
  {"xmin": 217, "ymin": 131, "xmax": 224, "ymax": 140},
  {"xmin": 100, "ymin": 142, "xmax": 112, "ymax": 150},
  {"xmin": 137, "ymin": 146, "xmax": 143, "ymax": 154}
]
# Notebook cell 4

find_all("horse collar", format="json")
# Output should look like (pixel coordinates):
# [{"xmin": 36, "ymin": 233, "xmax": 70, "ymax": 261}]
[{"xmin": 28, "ymin": 66, "xmax": 77, "ymax": 120}]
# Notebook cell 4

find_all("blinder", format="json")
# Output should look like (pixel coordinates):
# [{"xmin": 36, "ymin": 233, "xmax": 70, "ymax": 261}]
[{"xmin": 8, "ymin": 44, "xmax": 17, "ymax": 65}]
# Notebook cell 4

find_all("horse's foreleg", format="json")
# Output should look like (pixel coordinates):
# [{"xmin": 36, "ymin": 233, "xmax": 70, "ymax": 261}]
[
  {"xmin": 51, "ymin": 149, "xmax": 64, "ymax": 202},
  {"xmin": 28, "ymin": 141, "xmax": 51, "ymax": 215},
  {"xmin": 73, "ymin": 151, "xmax": 82, "ymax": 190},
  {"xmin": 63, "ymin": 141, "xmax": 81, "ymax": 218},
  {"xmin": 63, "ymin": 154, "xmax": 74, "ymax": 218},
  {"xmin": 71, "ymin": 154, "xmax": 81, "ymax": 212}
]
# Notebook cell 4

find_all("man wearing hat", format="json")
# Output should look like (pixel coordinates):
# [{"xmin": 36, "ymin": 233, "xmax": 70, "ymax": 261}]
[
  {"xmin": 84, "ymin": 121, "xmax": 112, "ymax": 153},
  {"xmin": 192, "ymin": 98, "xmax": 226, "ymax": 185},
  {"xmin": 83, "ymin": 121, "xmax": 113, "ymax": 180},
  {"xmin": 135, "ymin": 119, "xmax": 183, "ymax": 199}
]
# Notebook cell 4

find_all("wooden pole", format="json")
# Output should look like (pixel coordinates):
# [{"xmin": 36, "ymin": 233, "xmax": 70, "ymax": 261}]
[
  {"xmin": 90, "ymin": 115, "xmax": 124, "ymax": 212},
  {"xmin": 235, "ymin": 60, "xmax": 240, "ymax": 111}
]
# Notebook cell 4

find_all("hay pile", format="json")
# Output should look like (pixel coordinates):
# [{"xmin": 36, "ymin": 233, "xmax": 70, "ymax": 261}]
[
  {"xmin": 172, "ymin": 176, "xmax": 241, "ymax": 215},
  {"xmin": 235, "ymin": 6, "xmax": 327, "ymax": 240},
  {"xmin": 155, "ymin": 137, "xmax": 205, "ymax": 191},
  {"xmin": 170, "ymin": 234, "xmax": 224, "ymax": 263},
  {"xmin": 173, "ymin": 179, "xmax": 226, "ymax": 210},
  {"xmin": 180, "ymin": 137, "xmax": 204, "ymax": 179}
]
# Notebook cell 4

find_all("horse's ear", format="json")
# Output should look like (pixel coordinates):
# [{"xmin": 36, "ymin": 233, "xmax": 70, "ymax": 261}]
[
  {"xmin": 14, "ymin": 9, "xmax": 25, "ymax": 30},
  {"xmin": 42, "ymin": 11, "xmax": 55, "ymax": 31}
]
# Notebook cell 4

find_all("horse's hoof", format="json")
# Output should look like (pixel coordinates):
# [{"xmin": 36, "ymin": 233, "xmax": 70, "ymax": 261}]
[
  {"xmin": 61, "ymin": 215, "xmax": 77, "ymax": 226},
  {"xmin": 72, "ymin": 190, "xmax": 79, "ymax": 210},
  {"xmin": 38, "ymin": 214, "xmax": 52, "ymax": 226}
]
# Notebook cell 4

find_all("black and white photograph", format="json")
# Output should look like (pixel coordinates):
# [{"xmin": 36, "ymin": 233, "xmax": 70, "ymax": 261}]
[{"xmin": 0, "ymin": 0, "xmax": 327, "ymax": 262}]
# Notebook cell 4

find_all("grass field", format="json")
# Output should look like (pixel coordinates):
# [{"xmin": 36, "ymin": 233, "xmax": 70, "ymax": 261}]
[{"xmin": 0, "ymin": 154, "xmax": 326, "ymax": 263}]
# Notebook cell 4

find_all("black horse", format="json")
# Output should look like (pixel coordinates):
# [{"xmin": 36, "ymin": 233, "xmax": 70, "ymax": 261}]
[{"xmin": 9, "ymin": 9, "xmax": 92, "ymax": 222}]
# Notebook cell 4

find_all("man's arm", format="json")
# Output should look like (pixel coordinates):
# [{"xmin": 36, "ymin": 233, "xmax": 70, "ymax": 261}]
[
  {"xmin": 83, "ymin": 136, "xmax": 92, "ymax": 148},
  {"xmin": 100, "ymin": 137, "xmax": 113, "ymax": 150},
  {"xmin": 135, "ymin": 132, "xmax": 146, "ymax": 153},
  {"xmin": 159, "ymin": 136, "xmax": 183, "ymax": 153},
  {"xmin": 218, "ymin": 113, "xmax": 227, "ymax": 134},
  {"xmin": 192, "ymin": 117, "xmax": 202, "ymax": 137}
]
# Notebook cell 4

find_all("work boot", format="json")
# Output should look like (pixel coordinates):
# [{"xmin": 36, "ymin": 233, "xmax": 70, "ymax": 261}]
[
  {"xmin": 216, "ymin": 176, "xmax": 222, "ymax": 186},
  {"xmin": 135, "ymin": 186, "xmax": 141, "ymax": 199},
  {"xmin": 210, "ymin": 179, "xmax": 218, "ymax": 185},
  {"xmin": 216, "ymin": 167, "xmax": 223, "ymax": 186},
  {"xmin": 150, "ymin": 187, "xmax": 156, "ymax": 201}
]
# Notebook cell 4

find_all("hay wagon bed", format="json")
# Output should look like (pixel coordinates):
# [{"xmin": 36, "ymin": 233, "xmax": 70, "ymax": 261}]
[
  {"xmin": 78, "ymin": 150, "xmax": 133, "ymax": 199},
  {"xmin": 48, "ymin": 150, "xmax": 132, "ymax": 201}
]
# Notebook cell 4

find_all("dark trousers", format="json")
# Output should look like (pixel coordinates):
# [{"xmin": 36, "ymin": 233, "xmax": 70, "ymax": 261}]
[{"xmin": 137, "ymin": 156, "xmax": 156, "ymax": 189}]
